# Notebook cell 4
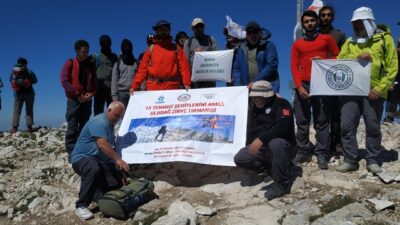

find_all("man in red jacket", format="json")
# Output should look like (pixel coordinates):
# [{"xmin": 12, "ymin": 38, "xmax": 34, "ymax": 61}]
[
  {"xmin": 60, "ymin": 40, "xmax": 97, "ymax": 160},
  {"xmin": 290, "ymin": 10, "xmax": 339, "ymax": 170},
  {"xmin": 130, "ymin": 20, "xmax": 191, "ymax": 93}
]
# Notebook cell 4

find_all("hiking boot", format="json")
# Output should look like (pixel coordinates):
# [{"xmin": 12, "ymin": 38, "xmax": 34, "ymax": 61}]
[
  {"xmin": 28, "ymin": 126, "xmax": 34, "ymax": 132},
  {"xmin": 11, "ymin": 127, "xmax": 17, "ymax": 133},
  {"xmin": 367, "ymin": 164, "xmax": 382, "ymax": 174},
  {"xmin": 293, "ymin": 153, "xmax": 312, "ymax": 164},
  {"xmin": 383, "ymin": 116, "xmax": 394, "ymax": 123},
  {"xmin": 336, "ymin": 162, "xmax": 359, "ymax": 173},
  {"xmin": 317, "ymin": 155, "xmax": 328, "ymax": 170},
  {"xmin": 264, "ymin": 183, "xmax": 290, "ymax": 200},
  {"xmin": 75, "ymin": 207, "xmax": 94, "ymax": 220}
]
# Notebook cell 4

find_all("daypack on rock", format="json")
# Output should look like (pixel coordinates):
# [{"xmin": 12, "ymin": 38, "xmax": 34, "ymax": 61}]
[{"xmin": 98, "ymin": 179, "xmax": 157, "ymax": 220}]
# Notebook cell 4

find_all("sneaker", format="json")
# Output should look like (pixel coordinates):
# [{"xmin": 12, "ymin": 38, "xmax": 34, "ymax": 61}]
[
  {"xmin": 293, "ymin": 153, "xmax": 312, "ymax": 164},
  {"xmin": 317, "ymin": 155, "xmax": 328, "ymax": 170},
  {"xmin": 367, "ymin": 164, "xmax": 382, "ymax": 174},
  {"xmin": 75, "ymin": 207, "xmax": 94, "ymax": 220},
  {"xmin": 10, "ymin": 127, "xmax": 17, "ymax": 133},
  {"xmin": 264, "ymin": 183, "xmax": 290, "ymax": 200},
  {"xmin": 28, "ymin": 126, "xmax": 34, "ymax": 132},
  {"xmin": 383, "ymin": 116, "xmax": 394, "ymax": 123},
  {"xmin": 336, "ymin": 162, "xmax": 359, "ymax": 173}
]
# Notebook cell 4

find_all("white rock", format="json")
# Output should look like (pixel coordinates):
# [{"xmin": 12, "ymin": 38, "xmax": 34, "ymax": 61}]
[
  {"xmin": 168, "ymin": 200, "xmax": 197, "ymax": 225},
  {"xmin": 226, "ymin": 204, "xmax": 283, "ymax": 225},
  {"xmin": 367, "ymin": 199, "xmax": 395, "ymax": 211},
  {"xmin": 0, "ymin": 146, "xmax": 17, "ymax": 159},
  {"xmin": 195, "ymin": 205, "xmax": 216, "ymax": 216},
  {"xmin": 28, "ymin": 197, "xmax": 49, "ymax": 214},
  {"xmin": 152, "ymin": 214, "xmax": 189, "ymax": 225},
  {"xmin": 376, "ymin": 172, "xmax": 398, "ymax": 183},
  {"xmin": 311, "ymin": 203, "xmax": 372, "ymax": 225}
]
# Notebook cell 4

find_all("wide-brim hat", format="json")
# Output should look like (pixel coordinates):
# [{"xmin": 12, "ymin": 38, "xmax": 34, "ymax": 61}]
[
  {"xmin": 351, "ymin": 7, "xmax": 375, "ymax": 22},
  {"xmin": 249, "ymin": 80, "xmax": 274, "ymax": 98}
]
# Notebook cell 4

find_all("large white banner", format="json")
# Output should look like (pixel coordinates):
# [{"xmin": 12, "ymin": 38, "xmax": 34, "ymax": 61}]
[
  {"xmin": 118, "ymin": 86, "xmax": 248, "ymax": 166},
  {"xmin": 191, "ymin": 50, "xmax": 234, "ymax": 82},
  {"xmin": 310, "ymin": 59, "xmax": 371, "ymax": 96}
]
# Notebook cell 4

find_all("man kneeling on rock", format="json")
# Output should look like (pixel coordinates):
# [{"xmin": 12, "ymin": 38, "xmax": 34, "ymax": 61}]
[
  {"xmin": 70, "ymin": 101, "xmax": 129, "ymax": 220},
  {"xmin": 234, "ymin": 80, "xmax": 297, "ymax": 200}
]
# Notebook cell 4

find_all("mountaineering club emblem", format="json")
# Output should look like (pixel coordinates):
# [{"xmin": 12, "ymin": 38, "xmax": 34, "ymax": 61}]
[{"xmin": 326, "ymin": 64, "xmax": 354, "ymax": 90}]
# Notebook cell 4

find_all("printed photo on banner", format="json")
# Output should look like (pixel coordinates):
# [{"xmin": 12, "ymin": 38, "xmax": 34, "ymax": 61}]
[
  {"xmin": 310, "ymin": 59, "xmax": 371, "ymax": 96},
  {"xmin": 191, "ymin": 49, "xmax": 234, "ymax": 82},
  {"xmin": 117, "ymin": 87, "xmax": 248, "ymax": 166}
]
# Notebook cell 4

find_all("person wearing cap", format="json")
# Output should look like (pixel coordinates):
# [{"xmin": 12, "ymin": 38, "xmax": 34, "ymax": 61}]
[
  {"xmin": 290, "ymin": 10, "xmax": 339, "ymax": 170},
  {"xmin": 10, "ymin": 57, "xmax": 38, "ymax": 133},
  {"xmin": 383, "ymin": 22, "xmax": 400, "ymax": 123},
  {"xmin": 130, "ymin": 20, "xmax": 191, "ymax": 92},
  {"xmin": 234, "ymin": 80, "xmax": 296, "ymax": 200},
  {"xmin": 93, "ymin": 34, "xmax": 118, "ymax": 116},
  {"xmin": 111, "ymin": 39, "xmax": 138, "ymax": 108},
  {"xmin": 184, "ymin": 17, "xmax": 218, "ymax": 88},
  {"xmin": 60, "ymin": 40, "xmax": 97, "ymax": 159},
  {"xmin": 336, "ymin": 7, "xmax": 398, "ymax": 173},
  {"xmin": 232, "ymin": 21, "xmax": 280, "ymax": 93}
]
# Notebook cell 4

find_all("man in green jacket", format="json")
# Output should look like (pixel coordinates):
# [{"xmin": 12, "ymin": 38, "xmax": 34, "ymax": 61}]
[{"xmin": 336, "ymin": 7, "xmax": 398, "ymax": 173}]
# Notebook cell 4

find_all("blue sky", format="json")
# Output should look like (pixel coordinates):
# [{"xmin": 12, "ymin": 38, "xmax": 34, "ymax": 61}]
[{"xmin": 0, "ymin": 0, "xmax": 399, "ymax": 131}]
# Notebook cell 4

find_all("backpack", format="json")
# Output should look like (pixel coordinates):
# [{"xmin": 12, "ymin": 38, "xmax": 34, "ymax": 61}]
[{"xmin": 98, "ymin": 179, "xmax": 158, "ymax": 220}]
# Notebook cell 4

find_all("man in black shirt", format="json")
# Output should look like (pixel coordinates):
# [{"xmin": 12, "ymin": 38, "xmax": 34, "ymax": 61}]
[{"xmin": 234, "ymin": 80, "xmax": 297, "ymax": 200}]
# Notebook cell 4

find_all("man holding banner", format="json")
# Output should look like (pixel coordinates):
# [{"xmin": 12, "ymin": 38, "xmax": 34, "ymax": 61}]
[
  {"xmin": 290, "ymin": 10, "xmax": 339, "ymax": 170},
  {"xmin": 335, "ymin": 7, "xmax": 398, "ymax": 173}
]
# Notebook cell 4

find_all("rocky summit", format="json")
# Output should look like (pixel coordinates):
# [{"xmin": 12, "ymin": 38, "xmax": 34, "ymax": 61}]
[{"xmin": 0, "ymin": 121, "xmax": 400, "ymax": 225}]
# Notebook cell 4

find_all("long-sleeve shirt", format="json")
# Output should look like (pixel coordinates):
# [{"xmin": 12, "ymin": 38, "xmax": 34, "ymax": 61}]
[
  {"xmin": 111, "ymin": 59, "xmax": 137, "ymax": 100},
  {"xmin": 291, "ymin": 34, "xmax": 339, "ymax": 88}
]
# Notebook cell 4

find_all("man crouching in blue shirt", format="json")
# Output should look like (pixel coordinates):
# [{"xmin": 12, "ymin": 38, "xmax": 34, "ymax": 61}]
[{"xmin": 70, "ymin": 101, "xmax": 129, "ymax": 220}]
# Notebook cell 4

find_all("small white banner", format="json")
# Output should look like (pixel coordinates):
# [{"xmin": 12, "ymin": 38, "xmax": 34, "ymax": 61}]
[
  {"xmin": 191, "ymin": 50, "xmax": 234, "ymax": 82},
  {"xmin": 118, "ymin": 86, "xmax": 248, "ymax": 166},
  {"xmin": 310, "ymin": 59, "xmax": 371, "ymax": 96}
]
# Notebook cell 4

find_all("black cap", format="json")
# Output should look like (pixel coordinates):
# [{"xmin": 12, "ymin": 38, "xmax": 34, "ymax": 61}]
[
  {"xmin": 153, "ymin": 20, "xmax": 171, "ymax": 30},
  {"xmin": 245, "ymin": 21, "xmax": 261, "ymax": 31}
]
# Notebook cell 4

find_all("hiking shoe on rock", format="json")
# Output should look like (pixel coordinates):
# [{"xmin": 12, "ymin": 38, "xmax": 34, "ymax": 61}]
[
  {"xmin": 293, "ymin": 153, "xmax": 312, "ymax": 164},
  {"xmin": 367, "ymin": 164, "xmax": 382, "ymax": 174},
  {"xmin": 336, "ymin": 162, "xmax": 359, "ymax": 173},
  {"xmin": 11, "ymin": 127, "xmax": 17, "ymax": 133},
  {"xmin": 264, "ymin": 183, "xmax": 290, "ymax": 200},
  {"xmin": 383, "ymin": 116, "xmax": 394, "ymax": 123},
  {"xmin": 75, "ymin": 207, "xmax": 93, "ymax": 220},
  {"xmin": 317, "ymin": 155, "xmax": 328, "ymax": 170}
]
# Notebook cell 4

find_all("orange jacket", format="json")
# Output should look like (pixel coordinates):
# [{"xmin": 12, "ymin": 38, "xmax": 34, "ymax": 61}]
[{"xmin": 131, "ymin": 39, "xmax": 191, "ymax": 90}]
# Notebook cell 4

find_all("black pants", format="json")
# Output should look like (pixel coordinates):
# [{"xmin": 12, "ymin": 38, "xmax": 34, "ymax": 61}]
[
  {"xmin": 94, "ymin": 82, "xmax": 112, "ymax": 116},
  {"xmin": 65, "ymin": 98, "xmax": 92, "ymax": 156},
  {"xmin": 72, "ymin": 157, "xmax": 122, "ymax": 208},
  {"xmin": 329, "ymin": 96, "xmax": 341, "ymax": 152},
  {"xmin": 234, "ymin": 138, "xmax": 296, "ymax": 186}
]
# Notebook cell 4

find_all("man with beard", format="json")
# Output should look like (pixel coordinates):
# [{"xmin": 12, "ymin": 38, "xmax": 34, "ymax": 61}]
[
  {"xmin": 94, "ymin": 35, "xmax": 118, "ymax": 115},
  {"xmin": 60, "ymin": 40, "xmax": 97, "ymax": 159},
  {"xmin": 130, "ymin": 20, "xmax": 191, "ymax": 92},
  {"xmin": 336, "ymin": 7, "xmax": 398, "ymax": 173},
  {"xmin": 319, "ymin": 5, "xmax": 347, "ymax": 158},
  {"xmin": 111, "ymin": 39, "xmax": 137, "ymax": 108},
  {"xmin": 291, "ymin": 10, "xmax": 339, "ymax": 170}
]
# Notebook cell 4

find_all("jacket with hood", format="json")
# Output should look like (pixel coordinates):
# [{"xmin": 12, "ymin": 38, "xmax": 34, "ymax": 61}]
[
  {"xmin": 338, "ymin": 25, "xmax": 399, "ymax": 98},
  {"xmin": 130, "ymin": 37, "xmax": 191, "ymax": 91},
  {"xmin": 232, "ymin": 39, "xmax": 280, "ymax": 93}
]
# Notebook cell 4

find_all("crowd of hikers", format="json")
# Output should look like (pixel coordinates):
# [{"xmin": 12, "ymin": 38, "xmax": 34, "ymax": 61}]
[{"xmin": 1, "ymin": 5, "xmax": 400, "ymax": 221}]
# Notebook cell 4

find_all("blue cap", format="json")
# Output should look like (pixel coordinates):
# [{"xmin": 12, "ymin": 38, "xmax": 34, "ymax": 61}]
[{"xmin": 153, "ymin": 20, "xmax": 171, "ymax": 30}]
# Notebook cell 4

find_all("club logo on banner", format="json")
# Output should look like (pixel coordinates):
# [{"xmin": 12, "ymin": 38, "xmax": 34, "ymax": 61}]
[
  {"xmin": 310, "ymin": 59, "xmax": 371, "ymax": 96},
  {"xmin": 117, "ymin": 87, "xmax": 248, "ymax": 166},
  {"xmin": 191, "ymin": 50, "xmax": 234, "ymax": 82},
  {"xmin": 326, "ymin": 64, "xmax": 354, "ymax": 90}
]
